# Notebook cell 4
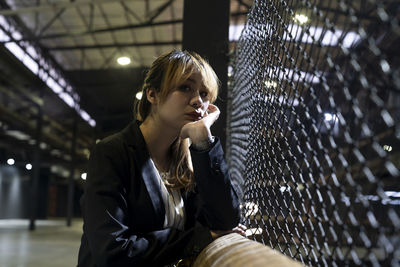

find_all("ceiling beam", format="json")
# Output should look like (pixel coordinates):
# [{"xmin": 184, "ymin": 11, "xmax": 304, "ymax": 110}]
[
  {"xmin": 147, "ymin": 0, "xmax": 175, "ymax": 23},
  {"xmin": 0, "ymin": 0, "xmax": 132, "ymax": 16},
  {"xmin": 0, "ymin": 19, "xmax": 183, "ymax": 43},
  {"xmin": 36, "ymin": 7, "xmax": 67, "ymax": 36},
  {"xmin": 47, "ymin": 40, "xmax": 181, "ymax": 50},
  {"xmin": 236, "ymin": 0, "xmax": 251, "ymax": 10}
]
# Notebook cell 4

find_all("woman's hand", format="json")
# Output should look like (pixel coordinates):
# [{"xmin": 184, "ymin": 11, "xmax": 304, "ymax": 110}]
[
  {"xmin": 210, "ymin": 224, "xmax": 247, "ymax": 240},
  {"xmin": 180, "ymin": 104, "xmax": 220, "ymax": 144}
]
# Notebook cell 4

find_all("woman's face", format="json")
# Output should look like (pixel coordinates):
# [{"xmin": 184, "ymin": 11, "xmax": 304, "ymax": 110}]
[{"xmin": 156, "ymin": 72, "xmax": 210, "ymax": 131}]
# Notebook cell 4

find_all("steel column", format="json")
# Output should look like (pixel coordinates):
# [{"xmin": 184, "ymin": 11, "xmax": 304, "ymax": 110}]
[
  {"xmin": 29, "ymin": 104, "xmax": 43, "ymax": 231},
  {"xmin": 182, "ymin": 0, "xmax": 230, "ymax": 150},
  {"xmin": 66, "ymin": 116, "xmax": 77, "ymax": 226}
]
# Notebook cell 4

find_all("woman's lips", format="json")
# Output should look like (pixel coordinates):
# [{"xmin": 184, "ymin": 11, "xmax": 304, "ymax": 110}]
[{"xmin": 186, "ymin": 112, "xmax": 203, "ymax": 120}]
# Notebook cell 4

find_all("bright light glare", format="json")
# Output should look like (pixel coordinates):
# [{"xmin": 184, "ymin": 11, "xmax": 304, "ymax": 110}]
[
  {"xmin": 385, "ymin": 191, "xmax": 400, "ymax": 198},
  {"xmin": 136, "ymin": 91, "xmax": 143, "ymax": 100},
  {"xmin": 0, "ymin": 28, "xmax": 10, "ymax": 42},
  {"xmin": 81, "ymin": 173, "xmax": 87, "ymax": 180},
  {"xmin": 228, "ymin": 65, "xmax": 233, "ymax": 77},
  {"xmin": 59, "ymin": 92, "xmax": 75, "ymax": 108},
  {"xmin": 22, "ymin": 55, "xmax": 39, "ymax": 74},
  {"xmin": 79, "ymin": 110, "xmax": 90, "ymax": 121},
  {"xmin": 117, "ymin": 57, "xmax": 131, "ymax": 66},
  {"xmin": 46, "ymin": 77, "xmax": 63, "ymax": 94},
  {"xmin": 294, "ymin": 14, "xmax": 309, "ymax": 25},
  {"xmin": 26, "ymin": 163, "xmax": 32, "ymax": 170},
  {"xmin": 0, "ymin": 16, "xmax": 96, "ymax": 128},
  {"xmin": 383, "ymin": 145, "xmax": 393, "ymax": 152},
  {"xmin": 245, "ymin": 227, "xmax": 263, "ymax": 237},
  {"xmin": 229, "ymin": 24, "xmax": 245, "ymax": 42},
  {"xmin": 324, "ymin": 113, "xmax": 338, "ymax": 122},
  {"xmin": 280, "ymin": 186, "xmax": 289, "ymax": 192},
  {"xmin": 244, "ymin": 202, "xmax": 259, "ymax": 217},
  {"xmin": 89, "ymin": 119, "xmax": 96, "ymax": 127},
  {"xmin": 7, "ymin": 158, "xmax": 15, "ymax": 165},
  {"xmin": 5, "ymin": 42, "xmax": 25, "ymax": 60},
  {"xmin": 264, "ymin": 80, "xmax": 277, "ymax": 88}
]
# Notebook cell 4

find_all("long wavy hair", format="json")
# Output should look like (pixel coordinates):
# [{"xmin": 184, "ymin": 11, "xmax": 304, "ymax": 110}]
[{"xmin": 134, "ymin": 50, "xmax": 220, "ymax": 191}]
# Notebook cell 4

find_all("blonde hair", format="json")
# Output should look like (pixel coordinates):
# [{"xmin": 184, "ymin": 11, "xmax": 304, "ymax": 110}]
[{"xmin": 134, "ymin": 50, "xmax": 220, "ymax": 191}]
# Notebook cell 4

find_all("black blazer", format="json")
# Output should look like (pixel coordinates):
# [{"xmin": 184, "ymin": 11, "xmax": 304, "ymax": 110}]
[{"xmin": 77, "ymin": 121, "xmax": 240, "ymax": 267}]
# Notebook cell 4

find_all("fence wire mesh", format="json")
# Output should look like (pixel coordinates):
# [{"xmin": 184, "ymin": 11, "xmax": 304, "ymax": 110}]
[{"xmin": 228, "ymin": 0, "xmax": 400, "ymax": 266}]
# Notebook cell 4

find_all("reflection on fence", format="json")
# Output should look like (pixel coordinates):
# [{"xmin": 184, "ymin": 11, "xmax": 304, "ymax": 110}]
[{"xmin": 228, "ymin": 0, "xmax": 399, "ymax": 266}]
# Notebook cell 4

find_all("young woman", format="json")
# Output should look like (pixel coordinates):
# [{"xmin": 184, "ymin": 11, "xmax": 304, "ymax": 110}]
[{"xmin": 77, "ymin": 50, "xmax": 243, "ymax": 267}]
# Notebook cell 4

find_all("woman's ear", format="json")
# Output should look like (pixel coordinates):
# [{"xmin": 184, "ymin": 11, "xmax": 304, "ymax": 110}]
[{"xmin": 146, "ymin": 88, "xmax": 159, "ymax": 104}]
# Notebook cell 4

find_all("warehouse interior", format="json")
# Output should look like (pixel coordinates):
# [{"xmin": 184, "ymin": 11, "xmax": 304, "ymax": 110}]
[
  {"xmin": 0, "ymin": 0, "xmax": 249, "ymax": 220},
  {"xmin": 1, "ymin": 0, "xmax": 399, "ymax": 266},
  {"xmin": 0, "ymin": 1, "xmax": 249, "ymax": 265}
]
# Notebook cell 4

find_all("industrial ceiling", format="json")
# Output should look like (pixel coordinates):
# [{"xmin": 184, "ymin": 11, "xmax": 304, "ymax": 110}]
[{"xmin": 0, "ymin": 0, "xmax": 250, "ymax": 177}]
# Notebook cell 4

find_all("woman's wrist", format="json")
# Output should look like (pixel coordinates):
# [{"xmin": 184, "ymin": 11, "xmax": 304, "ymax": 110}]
[
  {"xmin": 188, "ymin": 124, "xmax": 211, "ymax": 144},
  {"xmin": 191, "ymin": 136, "xmax": 215, "ymax": 151}
]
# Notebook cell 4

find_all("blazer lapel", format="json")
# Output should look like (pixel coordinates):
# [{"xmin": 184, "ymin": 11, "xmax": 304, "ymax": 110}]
[
  {"xmin": 123, "ymin": 121, "xmax": 165, "ymax": 228},
  {"xmin": 140, "ymin": 153, "xmax": 165, "ymax": 226}
]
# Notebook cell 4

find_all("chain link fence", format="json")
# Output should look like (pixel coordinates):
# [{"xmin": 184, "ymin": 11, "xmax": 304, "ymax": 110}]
[{"xmin": 227, "ymin": 0, "xmax": 400, "ymax": 266}]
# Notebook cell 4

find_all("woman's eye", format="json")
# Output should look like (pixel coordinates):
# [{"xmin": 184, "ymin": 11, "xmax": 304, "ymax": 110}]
[
  {"xmin": 200, "ymin": 91, "xmax": 208, "ymax": 98},
  {"xmin": 179, "ymin": 85, "xmax": 192, "ymax": 92}
]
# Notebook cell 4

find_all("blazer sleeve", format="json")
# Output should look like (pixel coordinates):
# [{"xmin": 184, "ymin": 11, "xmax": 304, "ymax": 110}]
[
  {"xmin": 190, "ymin": 137, "xmax": 241, "ymax": 230},
  {"xmin": 80, "ymin": 139, "xmax": 212, "ymax": 267}
]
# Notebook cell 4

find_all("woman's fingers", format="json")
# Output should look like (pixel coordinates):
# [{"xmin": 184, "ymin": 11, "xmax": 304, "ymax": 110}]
[
  {"xmin": 210, "ymin": 224, "xmax": 248, "ymax": 239},
  {"xmin": 203, "ymin": 104, "xmax": 220, "ymax": 127},
  {"xmin": 232, "ymin": 225, "xmax": 246, "ymax": 236},
  {"xmin": 206, "ymin": 104, "xmax": 219, "ymax": 115},
  {"xmin": 180, "ymin": 104, "xmax": 220, "ymax": 142}
]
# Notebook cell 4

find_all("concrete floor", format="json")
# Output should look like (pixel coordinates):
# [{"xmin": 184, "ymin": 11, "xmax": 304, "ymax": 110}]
[{"xmin": 0, "ymin": 219, "xmax": 83, "ymax": 267}]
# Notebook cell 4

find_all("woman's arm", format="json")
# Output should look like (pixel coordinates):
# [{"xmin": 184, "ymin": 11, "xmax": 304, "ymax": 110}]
[
  {"xmin": 181, "ymin": 104, "xmax": 241, "ymax": 231},
  {"xmin": 189, "ymin": 137, "xmax": 241, "ymax": 231},
  {"xmin": 80, "ymin": 138, "xmax": 212, "ymax": 267}
]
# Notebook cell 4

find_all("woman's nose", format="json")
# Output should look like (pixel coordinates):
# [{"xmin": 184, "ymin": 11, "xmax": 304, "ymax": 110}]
[{"xmin": 190, "ymin": 91, "xmax": 203, "ymax": 109}]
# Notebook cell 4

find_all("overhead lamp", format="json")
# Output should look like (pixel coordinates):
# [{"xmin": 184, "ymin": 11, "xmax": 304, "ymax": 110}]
[
  {"xmin": 117, "ymin": 56, "xmax": 131, "ymax": 66},
  {"xmin": 227, "ymin": 66, "xmax": 233, "ymax": 77},
  {"xmin": 294, "ymin": 14, "xmax": 309, "ymax": 25},
  {"xmin": 26, "ymin": 163, "xmax": 32, "ymax": 170},
  {"xmin": 7, "ymin": 158, "xmax": 15, "ymax": 165},
  {"xmin": 136, "ymin": 91, "xmax": 143, "ymax": 100},
  {"xmin": 383, "ymin": 145, "xmax": 392, "ymax": 152},
  {"xmin": 81, "ymin": 173, "xmax": 87, "ymax": 180}
]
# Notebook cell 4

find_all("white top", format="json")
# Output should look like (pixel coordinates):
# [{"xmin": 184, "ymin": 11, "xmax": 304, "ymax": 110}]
[{"xmin": 150, "ymin": 159, "xmax": 186, "ymax": 230}]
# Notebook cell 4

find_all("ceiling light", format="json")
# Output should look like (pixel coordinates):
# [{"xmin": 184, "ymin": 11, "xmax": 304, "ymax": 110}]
[
  {"xmin": 7, "ymin": 158, "xmax": 15, "ymax": 165},
  {"xmin": 26, "ymin": 163, "xmax": 32, "ymax": 170},
  {"xmin": 40, "ymin": 142, "xmax": 48, "ymax": 150},
  {"xmin": 383, "ymin": 145, "xmax": 392, "ymax": 152},
  {"xmin": 136, "ymin": 91, "xmax": 143, "ymax": 100},
  {"xmin": 117, "ymin": 57, "xmax": 131, "ymax": 66},
  {"xmin": 294, "ymin": 14, "xmax": 309, "ymax": 25},
  {"xmin": 5, "ymin": 130, "xmax": 31, "ymax": 140},
  {"xmin": 81, "ymin": 173, "xmax": 87, "ymax": 180},
  {"xmin": 227, "ymin": 66, "xmax": 233, "ymax": 77},
  {"xmin": 0, "ymin": 17, "xmax": 95, "ymax": 128}
]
